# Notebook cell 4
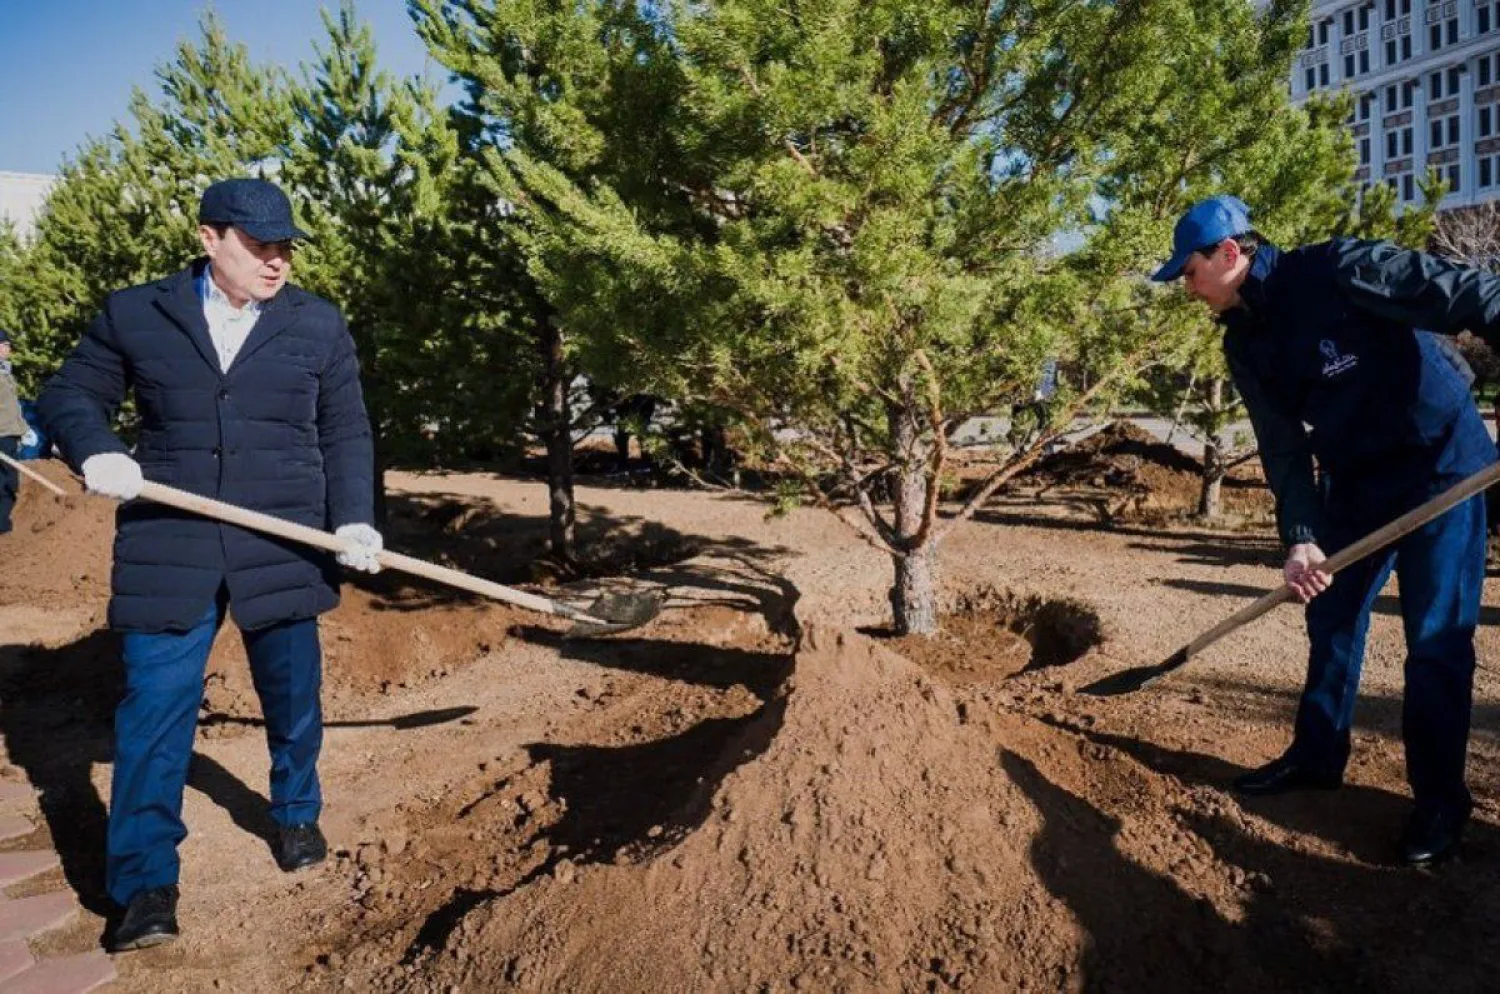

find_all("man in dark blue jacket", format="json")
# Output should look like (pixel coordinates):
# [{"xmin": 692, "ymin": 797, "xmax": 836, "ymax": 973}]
[
  {"xmin": 39, "ymin": 178, "xmax": 383, "ymax": 950},
  {"xmin": 1153, "ymin": 195, "xmax": 1500, "ymax": 866}
]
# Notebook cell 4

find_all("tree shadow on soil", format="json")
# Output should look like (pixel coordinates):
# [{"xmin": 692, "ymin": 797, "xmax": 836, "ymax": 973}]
[
  {"xmin": 0, "ymin": 632, "xmax": 368, "ymax": 923},
  {"xmin": 971, "ymin": 504, "xmax": 1282, "ymax": 566},
  {"xmin": 1004, "ymin": 748, "xmax": 1500, "ymax": 993},
  {"xmin": 1032, "ymin": 708, "xmax": 1500, "ymax": 862},
  {"xmin": 1159, "ymin": 577, "xmax": 1500, "ymax": 627},
  {"xmin": 1186, "ymin": 677, "xmax": 1500, "ymax": 748},
  {"xmin": 363, "ymin": 492, "xmax": 793, "ymax": 616}
]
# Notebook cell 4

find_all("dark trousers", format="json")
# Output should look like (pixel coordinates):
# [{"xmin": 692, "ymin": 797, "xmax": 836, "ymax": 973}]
[
  {"xmin": 107, "ymin": 589, "xmax": 323, "ymax": 906},
  {"xmin": 1293, "ymin": 493, "xmax": 1484, "ymax": 816},
  {"xmin": 0, "ymin": 435, "xmax": 17, "ymax": 533}
]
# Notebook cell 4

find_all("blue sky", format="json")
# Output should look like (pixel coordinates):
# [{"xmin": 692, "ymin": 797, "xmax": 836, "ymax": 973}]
[{"xmin": 0, "ymin": 0, "xmax": 444, "ymax": 175}]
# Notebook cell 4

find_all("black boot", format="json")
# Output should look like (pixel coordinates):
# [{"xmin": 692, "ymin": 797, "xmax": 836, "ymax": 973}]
[
  {"xmin": 1399, "ymin": 803, "xmax": 1470, "ymax": 866},
  {"xmin": 275, "ymin": 822, "xmax": 328, "ymax": 872},
  {"xmin": 1233, "ymin": 751, "xmax": 1343, "ymax": 796},
  {"xmin": 110, "ymin": 885, "xmax": 179, "ymax": 952}
]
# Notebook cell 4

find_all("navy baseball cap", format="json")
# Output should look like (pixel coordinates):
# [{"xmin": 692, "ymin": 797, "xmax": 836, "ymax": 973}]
[
  {"xmin": 198, "ymin": 178, "xmax": 310, "ymax": 243},
  {"xmin": 1152, "ymin": 195, "xmax": 1254, "ymax": 282},
  {"xmin": 0, "ymin": 330, "xmax": 10, "ymax": 345}
]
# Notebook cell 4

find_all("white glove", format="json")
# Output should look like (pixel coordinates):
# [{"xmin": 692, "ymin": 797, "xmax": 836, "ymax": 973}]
[
  {"xmin": 335, "ymin": 523, "xmax": 383, "ymax": 573},
  {"xmin": 81, "ymin": 452, "xmax": 144, "ymax": 501}
]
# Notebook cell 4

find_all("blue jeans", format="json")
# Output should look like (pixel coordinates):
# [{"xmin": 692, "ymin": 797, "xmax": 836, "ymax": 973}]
[
  {"xmin": 1293, "ymin": 492, "xmax": 1484, "ymax": 816},
  {"xmin": 107, "ymin": 591, "xmax": 323, "ymax": 906}
]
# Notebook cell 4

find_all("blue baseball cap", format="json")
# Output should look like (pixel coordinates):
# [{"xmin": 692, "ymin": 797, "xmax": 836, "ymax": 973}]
[
  {"xmin": 1152, "ymin": 195, "xmax": 1254, "ymax": 282},
  {"xmin": 198, "ymin": 178, "xmax": 310, "ymax": 243}
]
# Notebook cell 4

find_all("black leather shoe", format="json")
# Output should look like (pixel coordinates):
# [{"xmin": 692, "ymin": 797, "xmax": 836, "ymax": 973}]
[
  {"xmin": 275, "ymin": 822, "xmax": 328, "ymax": 873},
  {"xmin": 110, "ymin": 885, "xmax": 179, "ymax": 952},
  {"xmin": 1399, "ymin": 805, "xmax": 1470, "ymax": 866},
  {"xmin": 1233, "ymin": 754, "xmax": 1343, "ymax": 796}
]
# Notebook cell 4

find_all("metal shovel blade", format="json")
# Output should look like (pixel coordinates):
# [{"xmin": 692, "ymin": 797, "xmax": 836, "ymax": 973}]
[
  {"xmin": 562, "ymin": 589, "xmax": 666, "ymax": 638},
  {"xmin": 1077, "ymin": 648, "xmax": 1188, "ymax": 697}
]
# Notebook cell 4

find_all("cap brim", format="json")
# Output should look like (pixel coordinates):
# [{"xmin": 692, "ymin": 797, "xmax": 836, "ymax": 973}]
[
  {"xmin": 1151, "ymin": 250, "xmax": 1191, "ymax": 282},
  {"xmin": 236, "ymin": 221, "xmax": 312, "ymax": 244}
]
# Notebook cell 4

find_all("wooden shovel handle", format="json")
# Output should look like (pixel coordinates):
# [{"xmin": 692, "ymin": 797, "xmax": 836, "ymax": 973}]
[
  {"xmin": 1181, "ymin": 459, "xmax": 1500, "ymax": 661},
  {"xmin": 136, "ymin": 480, "xmax": 598, "ymax": 623},
  {"xmin": 0, "ymin": 451, "xmax": 67, "ymax": 496}
]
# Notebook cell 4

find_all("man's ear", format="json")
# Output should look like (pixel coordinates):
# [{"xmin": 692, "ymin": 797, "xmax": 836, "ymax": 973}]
[
  {"xmin": 1218, "ymin": 237, "xmax": 1241, "ymax": 267},
  {"xmin": 197, "ymin": 224, "xmax": 221, "ymax": 259}
]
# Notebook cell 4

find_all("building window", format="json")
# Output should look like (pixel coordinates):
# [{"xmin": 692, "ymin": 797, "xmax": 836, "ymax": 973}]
[
  {"xmin": 1361, "ymin": 137, "xmax": 1372, "ymax": 164},
  {"xmin": 1386, "ymin": 85, "xmax": 1398, "ymax": 112},
  {"xmin": 1307, "ymin": 67, "xmax": 1318, "ymax": 90},
  {"xmin": 1480, "ymin": 3, "xmax": 1500, "ymax": 36},
  {"xmin": 1448, "ymin": 164, "xmax": 1461, "ymax": 193},
  {"xmin": 1481, "ymin": 105, "xmax": 1494, "ymax": 137},
  {"xmin": 1482, "ymin": 157, "xmax": 1494, "ymax": 188},
  {"xmin": 1388, "ymin": 131, "xmax": 1399, "ymax": 157},
  {"xmin": 1320, "ymin": 63, "xmax": 1330, "ymax": 86},
  {"xmin": 1403, "ymin": 173, "xmax": 1415, "ymax": 200}
]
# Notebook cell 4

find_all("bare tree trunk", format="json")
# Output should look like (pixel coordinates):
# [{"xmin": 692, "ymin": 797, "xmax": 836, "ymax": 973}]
[
  {"xmin": 538, "ymin": 313, "xmax": 575, "ymax": 562},
  {"xmin": 1197, "ymin": 378, "xmax": 1226, "ymax": 520},
  {"xmin": 891, "ymin": 543, "xmax": 938, "ymax": 635},
  {"xmin": 888, "ymin": 404, "xmax": 938, "ymax": 635},
  {"xmin": 351, "ymin": 323, "xmax": 388, "ymax": 530}
]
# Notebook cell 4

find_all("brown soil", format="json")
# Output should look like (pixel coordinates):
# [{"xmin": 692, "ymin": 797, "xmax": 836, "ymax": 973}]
[
  {"xmin": 2, "ymin": 458, "xmax": 1500, "ymax": 993},
  {"xmin": 1017, "ymin": 420, "xmax": 1274, "ymax": 524}
]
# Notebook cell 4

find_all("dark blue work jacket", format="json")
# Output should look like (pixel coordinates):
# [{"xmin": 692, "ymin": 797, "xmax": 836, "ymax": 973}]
[
  {"xmin": 1221, "ymin": 239, "xmax": 1498, "ymax": 548},
  {"xmin": 38, "ymin": 260, "xmax": 374, "ymax": 633}
]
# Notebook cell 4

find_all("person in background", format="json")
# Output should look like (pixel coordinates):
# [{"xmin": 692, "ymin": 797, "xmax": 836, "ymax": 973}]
[{"xmin": 0, "ymin": 330, "xmax": 25, "ymax": 534}]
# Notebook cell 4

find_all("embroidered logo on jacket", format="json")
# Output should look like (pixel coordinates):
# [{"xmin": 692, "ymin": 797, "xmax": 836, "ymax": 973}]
[{"xmin": 1319, "ymin": 339, "xmax": 1358, "ymax": 378}]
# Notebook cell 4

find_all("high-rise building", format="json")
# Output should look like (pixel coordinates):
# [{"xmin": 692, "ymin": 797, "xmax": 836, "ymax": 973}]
[{"xmin": 1291, "ymin": 1, "xmax": 1500, "ymax": 209}]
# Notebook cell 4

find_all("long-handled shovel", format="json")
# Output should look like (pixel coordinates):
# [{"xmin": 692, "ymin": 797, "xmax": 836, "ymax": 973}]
[
  {"xmin": 138, "ymin": 481, "xmax": 664, "ymax": 637},
  {"xmin": 1080, "ymin": 459, "xmax": 1500, "ymax": 697},
  {"xmin": 0, "ymin": 451, "xmax": 662, "ymax": 639}
]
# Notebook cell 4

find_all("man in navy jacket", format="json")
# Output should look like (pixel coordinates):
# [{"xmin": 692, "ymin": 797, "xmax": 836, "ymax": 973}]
[
  {"xmin": 1154, "ymin": 195, "xmax": 1500, "ymax": 866},
  {"xmin": 39, "ymin": 178, "xmax": 383, "ymax": 950}
]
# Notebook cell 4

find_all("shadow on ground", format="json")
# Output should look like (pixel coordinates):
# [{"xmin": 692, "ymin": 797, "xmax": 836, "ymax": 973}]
[{"xmin": 1006, "ymin": 738, "xmax": 1500, "ymax": 993}]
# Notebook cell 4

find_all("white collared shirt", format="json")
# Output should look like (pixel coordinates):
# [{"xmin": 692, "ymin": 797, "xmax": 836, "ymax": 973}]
[{"xmin": 202, "ymin": 265, "xmax": 262, "ymax": 372}]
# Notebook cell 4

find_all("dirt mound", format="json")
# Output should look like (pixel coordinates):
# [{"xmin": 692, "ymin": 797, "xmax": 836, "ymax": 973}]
[
  {"xmin": 328, "ymin": 626, "xmax": 1071, "ymax": 993},
  {"xmin": 1023, "ymin": 422, "xmax": 1271, "ymax": 522},
  {"xmin": 0, "ymin": 463, "xmax": 113, "ymax": 608}
]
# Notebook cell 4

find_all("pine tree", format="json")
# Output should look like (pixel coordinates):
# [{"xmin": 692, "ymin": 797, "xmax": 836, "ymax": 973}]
[
  {"xmin": 411, "ymin": 0, "xmax": 1401, "ymax": 634},
  {"xmin": 8, "ymin": 13, "xmax": 296, "ymax": 391}
]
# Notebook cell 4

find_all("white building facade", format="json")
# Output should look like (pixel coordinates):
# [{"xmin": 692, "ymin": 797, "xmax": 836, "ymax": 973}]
[
  {"xmin": 1292, "ymin": 1, "xmax": 1500, "ymax": 208},
  {"xmin": 0, "ymin": 171, "xmax": 56, "ymax": 241}
]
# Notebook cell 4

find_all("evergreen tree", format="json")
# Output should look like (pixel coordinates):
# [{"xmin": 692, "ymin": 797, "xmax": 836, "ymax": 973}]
[{"xmin": 414, "ymin": 0, "xmax": 1381, "ymax": 634}]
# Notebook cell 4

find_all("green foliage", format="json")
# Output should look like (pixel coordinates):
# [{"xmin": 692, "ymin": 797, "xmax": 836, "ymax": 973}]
[
  {"xmin": 411, "ymin": 0, "xmax": 1382, "ymax": 596},
  {"xmin": 3, "ymin": 13, "xmax": 296, "ymax": 395}
]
